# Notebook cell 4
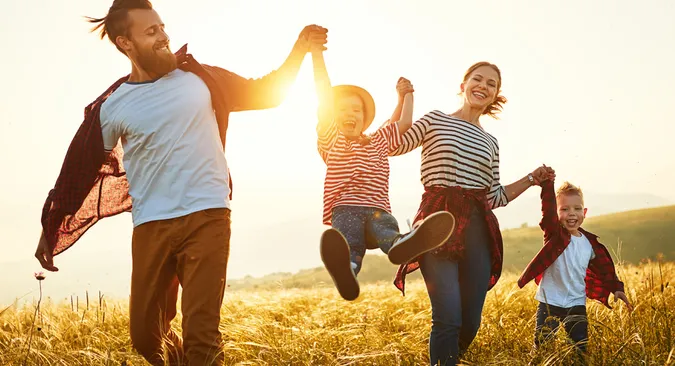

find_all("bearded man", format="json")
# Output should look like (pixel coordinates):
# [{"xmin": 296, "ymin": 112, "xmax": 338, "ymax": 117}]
[{"xmin": 34, "ymin": 1, "xmax": 327, "ymax": 364}]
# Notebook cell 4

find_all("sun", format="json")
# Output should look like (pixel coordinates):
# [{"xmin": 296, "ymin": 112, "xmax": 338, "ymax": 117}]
[{"xmin": 276, "ymin": 65, "xmax": 320, "ymax": 121}]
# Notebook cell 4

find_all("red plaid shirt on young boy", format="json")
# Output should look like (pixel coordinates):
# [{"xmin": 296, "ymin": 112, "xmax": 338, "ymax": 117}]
[
  {"xmin": 394, "ymin": 185, "xmax": 504, "ymax": 295},
  {"xmin": 517, "ymin": 180, "xmax": 625, "ymax": 308}
]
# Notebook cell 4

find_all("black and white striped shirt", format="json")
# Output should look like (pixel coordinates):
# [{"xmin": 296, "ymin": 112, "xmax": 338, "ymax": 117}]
[{"xmin": 391, "ymin": 110, "xmax": 508, "ymax": 209}]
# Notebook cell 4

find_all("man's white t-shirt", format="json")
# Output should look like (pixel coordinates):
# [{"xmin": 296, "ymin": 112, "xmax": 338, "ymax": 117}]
[
  {"xmin": 535, "ymin": 232, "xmax": 596, "ymax": 308},
  {"xmin": 100, "ymin": 69, "xmax": 230, "ymax": 227}
]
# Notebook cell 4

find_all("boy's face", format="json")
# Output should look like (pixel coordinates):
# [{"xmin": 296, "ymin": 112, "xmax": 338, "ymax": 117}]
[
  {"xmin": 557, "ymin": 193, "xmax": 587, "ymax": 233},
  {"xmin": 335, "ymin": 94, "xmax": 365, "ymax": 137}
]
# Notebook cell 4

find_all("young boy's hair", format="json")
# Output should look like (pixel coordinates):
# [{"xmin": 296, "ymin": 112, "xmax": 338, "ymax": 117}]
[{"xmin": 556, "ymin": 181, "xmax": 584, "ymax": 205}]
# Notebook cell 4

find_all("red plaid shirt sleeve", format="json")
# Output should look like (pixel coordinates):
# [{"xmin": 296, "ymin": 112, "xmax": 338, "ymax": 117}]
[
  {"xmin": 517, "ymin": 180, "xmax": 567, "ymax": 288},
  {"xmin": 539, "ymin": 180, "xmax": 562, "ymax": 242}
]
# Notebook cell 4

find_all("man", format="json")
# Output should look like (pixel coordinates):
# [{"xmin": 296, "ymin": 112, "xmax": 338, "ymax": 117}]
[{"xmin": 33, "ymin": 0, "xmax": 327, "ymax": 364}]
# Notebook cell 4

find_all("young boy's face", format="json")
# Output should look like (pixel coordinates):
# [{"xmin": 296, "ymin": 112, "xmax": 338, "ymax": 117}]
[
  {"xmin": 557, "ymin": 193, "xmax": 588, "ymax": 233},
  {"xmin": 335, "ymin": 94, "xmax": 365, "ymax": 137}
]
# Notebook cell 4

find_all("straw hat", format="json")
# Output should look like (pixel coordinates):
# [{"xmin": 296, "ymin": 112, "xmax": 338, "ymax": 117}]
[{"xmin": 332, "ymin": 85, "xmax": 376, "ymax": 130}]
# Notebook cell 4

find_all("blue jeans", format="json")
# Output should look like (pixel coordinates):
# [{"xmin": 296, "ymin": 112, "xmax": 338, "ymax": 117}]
[
  {"xmin": 331, "ymin": 205, "xmax": 400, "ymax": 275},
  {"xmin": 535, "ymin": 302, "xmax": 589, "ymax": 353},
  {"xmin": 419, "ymin": 206, "xmax": 491, "ymax": 366}
]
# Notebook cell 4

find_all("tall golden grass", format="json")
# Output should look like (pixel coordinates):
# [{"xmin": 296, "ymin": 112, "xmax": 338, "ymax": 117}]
[{"xmin": 1, "ymin": 260, "xmax": 672, "ymax": 365}]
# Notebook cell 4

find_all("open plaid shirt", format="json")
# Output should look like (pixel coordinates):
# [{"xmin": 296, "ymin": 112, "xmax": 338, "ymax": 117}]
[
  {"xmin": 517, "ymin": 180, "xmax": 625, "ymax": 308},
  {"xmin": 394, "ymin": 185, "xmax": 504, "ymax": 295},
  {"xmin": 42, "ymin": 44, "xmax": 299, "ymax": 256}
]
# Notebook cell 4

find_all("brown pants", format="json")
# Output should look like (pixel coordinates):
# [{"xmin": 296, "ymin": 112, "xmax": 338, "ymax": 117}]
[{"xmin": 129, "ymin": 208, "xmax": 231, "ymax": 366}]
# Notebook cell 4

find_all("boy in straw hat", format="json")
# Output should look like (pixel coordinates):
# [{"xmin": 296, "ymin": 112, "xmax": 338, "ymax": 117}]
[{"xmin": 311, "ymin": 47, "xmax": 456, "ymax": 301}]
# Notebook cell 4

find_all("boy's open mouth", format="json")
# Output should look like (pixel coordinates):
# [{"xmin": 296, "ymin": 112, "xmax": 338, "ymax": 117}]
[
  {"xmin": 566, "ymin": 219, "xmax": 578, "ymax": 226},
  {"xmin": 342, "ymin": 121, "xmax": 356, "ymax": 129}
]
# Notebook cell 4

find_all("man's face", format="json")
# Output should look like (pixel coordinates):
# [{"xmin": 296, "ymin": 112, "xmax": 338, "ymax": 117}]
[{"xmin": 117, "ymin": 9, "xmax": 177, "ymax": 78}]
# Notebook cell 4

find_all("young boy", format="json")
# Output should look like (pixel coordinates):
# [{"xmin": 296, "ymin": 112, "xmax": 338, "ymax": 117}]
[
  {"xmin": 311, "ymin": 47, "xmax": 455, "ymax": 301},
  {"xmin": 518, "ymin": 169, "xmax": 633, "ymax": 357}
]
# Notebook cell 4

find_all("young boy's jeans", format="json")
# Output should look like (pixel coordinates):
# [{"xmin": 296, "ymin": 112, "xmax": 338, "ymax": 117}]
[
  {"xmin": 535, "ymin": 302, "xmax": 589, "ymax": 353},
  {"xmin": 331, "ymin": 205, "xmax": 399, "ymax": 274}
]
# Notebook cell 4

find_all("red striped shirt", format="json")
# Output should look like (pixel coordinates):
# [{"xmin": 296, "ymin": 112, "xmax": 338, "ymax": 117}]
[{"xmin": 318, "ymin": 121, "xmax": 402, "ymax": 225}]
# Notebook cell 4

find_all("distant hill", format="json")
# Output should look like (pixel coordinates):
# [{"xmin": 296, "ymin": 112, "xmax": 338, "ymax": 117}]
[
  {"xmin": 502, "ymin": 204, "xmax": 675, "ymax": 270},
  {"xmin": 493, "ymin": 192, "xmax": 673, "ymax": 229},
  {"xmin": 227, "ymin": 205, "xmax": 675, "ymax": 291}
]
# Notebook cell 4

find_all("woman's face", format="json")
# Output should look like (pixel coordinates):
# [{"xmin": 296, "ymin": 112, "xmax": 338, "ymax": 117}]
[{"xmin": 461, "ymin": 65, "xmax": 500, "ymax": 112}]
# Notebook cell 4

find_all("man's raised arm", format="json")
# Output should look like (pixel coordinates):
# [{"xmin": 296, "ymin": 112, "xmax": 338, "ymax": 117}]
[{"xmin": 226, "ymin": 25, "xmax": 328, "ymax": 112}]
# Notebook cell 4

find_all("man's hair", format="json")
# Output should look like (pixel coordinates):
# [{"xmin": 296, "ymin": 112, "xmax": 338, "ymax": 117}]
[
  {"xmin": 556, "ymin": 181, "xmax": 584, "ymax": 205},
  {"xmin": 86, "ymin": 0, "xmax": 153, "ymax": 54}
]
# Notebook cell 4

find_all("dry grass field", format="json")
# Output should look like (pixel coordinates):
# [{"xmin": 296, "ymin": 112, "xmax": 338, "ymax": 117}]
[{"xmin": 1, "ymin": 260, "xmax": 673, "ymax": 365}]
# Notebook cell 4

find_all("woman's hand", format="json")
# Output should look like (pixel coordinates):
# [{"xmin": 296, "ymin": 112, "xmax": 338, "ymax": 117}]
[{"xmin": 531, "ymin": 165, "xmax": 556, "ymax": 185}]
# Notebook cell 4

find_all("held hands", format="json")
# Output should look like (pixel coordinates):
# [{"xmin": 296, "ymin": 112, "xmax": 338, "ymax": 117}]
[
  {"xmin": 296, "ymin": 24, "xmax": 328, "ymax": 53},
  {"xmin": 531, "ymin": 164, "xmax": 556, "ymax": 185},
  {"xmin": 396, "ymin": 77, "xmax": 414, "ymax": 101},
  {"xmin": 614, "ymin": 291, "xmax": 634, "ymax": 311}
]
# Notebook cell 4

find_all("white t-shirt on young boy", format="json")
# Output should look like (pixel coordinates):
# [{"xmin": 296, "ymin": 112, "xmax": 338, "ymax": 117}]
[{"xmin": 535, "ymin": 232, "xmax": 596, "ymax": 308}]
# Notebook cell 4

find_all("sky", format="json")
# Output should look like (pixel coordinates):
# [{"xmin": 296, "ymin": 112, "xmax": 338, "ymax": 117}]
[{"xmin": 1, "ymin": 0, "xmax": 674, "ymax": 303}]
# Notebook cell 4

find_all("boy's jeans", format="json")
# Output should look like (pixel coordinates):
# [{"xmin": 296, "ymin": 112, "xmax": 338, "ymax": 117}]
[
  {"xmin": 535, "ymin": 302, "xmax": 589, "ymax": 353},
  {"xmin": 331, "ymin": 205, "xmax": 399, "ymax": 274}
]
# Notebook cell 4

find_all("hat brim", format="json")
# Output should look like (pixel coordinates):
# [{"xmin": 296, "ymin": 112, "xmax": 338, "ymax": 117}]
[{"xmin": 332, "ymin": 85, "xmax": 376, "ymax": 130}]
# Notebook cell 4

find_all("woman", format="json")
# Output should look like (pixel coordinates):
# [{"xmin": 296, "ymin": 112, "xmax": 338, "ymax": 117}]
[{"xmin": 390, "ymin": 62, "xmax": 547, "ymax": 365}]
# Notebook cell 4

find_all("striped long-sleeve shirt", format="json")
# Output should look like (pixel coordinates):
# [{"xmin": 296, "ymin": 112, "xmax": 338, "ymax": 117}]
[
  {"xmin": 390, "ymin": 110, "xmax": 508, "ymax": 209},
  {"xmin": 318, "ymin": 121, "xmax": 402, "ymax": 225}
]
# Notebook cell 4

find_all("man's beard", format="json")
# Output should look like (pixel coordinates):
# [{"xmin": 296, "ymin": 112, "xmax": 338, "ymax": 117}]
[{"xmin": 134, "ymin": 42, "xmax": 178, "ymax": 78}]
